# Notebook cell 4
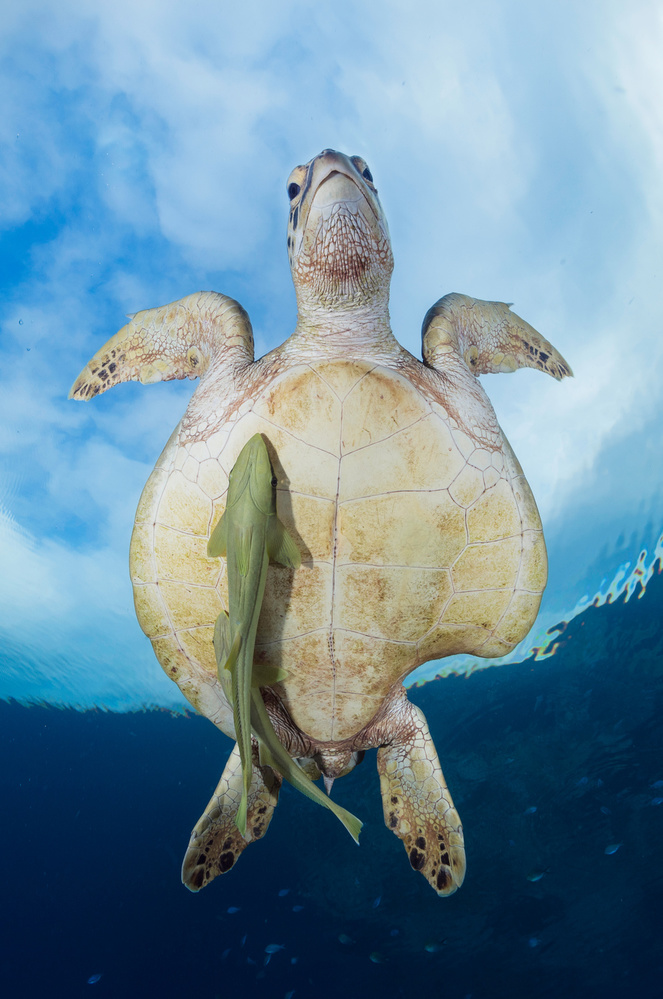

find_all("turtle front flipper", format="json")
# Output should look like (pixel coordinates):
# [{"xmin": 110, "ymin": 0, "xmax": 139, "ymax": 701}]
[
  {"xmin": 182, "ymin": 741, "xmax": 281, "ymax": 892},
  {"xmin": 422, "ymin": 292, "xmax": 572, "ymax": 380},
  {"xmin": 376, "ymin": 692, "xmax": 465, "ymax": 897},
  {"xmin": 69, "ymin": 291, "xmax": 254, "ymax": 400}
]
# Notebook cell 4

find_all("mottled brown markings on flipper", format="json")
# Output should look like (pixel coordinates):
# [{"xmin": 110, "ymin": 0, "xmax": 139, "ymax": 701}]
[
  {"xmin": 219, "ymin": 852, "xmax": 235, "ymax": 873},
  {"xmin": 409, "ymin": 848, "xmax": 426, "ymax": 871},
  {"xmin": 436, "ymin": 869, "xmax": 451, "ymax": 891},
  {"xmin": 182, "ymin": 743, "xmax": 282, "ymax": 890}
]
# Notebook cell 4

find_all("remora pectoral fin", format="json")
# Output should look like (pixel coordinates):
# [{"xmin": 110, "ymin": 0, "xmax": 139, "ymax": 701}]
[
  {"xmin": 251, "ymin": 662, "xmax": 289, "ymax": 687},
  {"xmin": 266, "ymin": 516, "xmax": 301, "ymax": 569},
  {"xmin": 208, "ymin": 511, "xmax": 228, "ymax": 557}
]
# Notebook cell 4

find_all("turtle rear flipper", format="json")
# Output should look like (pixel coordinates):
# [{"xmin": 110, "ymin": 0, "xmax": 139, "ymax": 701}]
[
  {"xmin": 376, "ymin": 693, "xmax": 465, "ymax": 896},
  {"xmin": 182, "ymin": 742, "xmax": 281, "ymax": 892}
]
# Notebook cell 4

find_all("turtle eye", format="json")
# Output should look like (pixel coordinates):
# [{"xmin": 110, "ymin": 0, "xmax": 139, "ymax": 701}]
[
  {"xmin": 288, "ymin": 183, "xmax": 301, "ymax": 201},
  {"xmin": 271, "ymin": 475, "xmax": 278, "ymax": 487},
  {"xmin": 362, "ymin": 167, "xmax": 373, "ymax": 183}
]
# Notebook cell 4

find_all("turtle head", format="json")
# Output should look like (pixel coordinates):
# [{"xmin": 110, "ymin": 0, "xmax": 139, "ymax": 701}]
[{"xmin": 286, "ymin": 149, "xmax": 393, "ymax": 323}]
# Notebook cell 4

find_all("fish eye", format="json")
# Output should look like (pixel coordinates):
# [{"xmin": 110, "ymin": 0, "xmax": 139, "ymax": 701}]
[
  {"xmin": 362, "ymin": 167, "xmax": 373, "ymax": 183},
  {"xmin": 287, "ymin": 183, "xmax": 300, "ymax": 200}
]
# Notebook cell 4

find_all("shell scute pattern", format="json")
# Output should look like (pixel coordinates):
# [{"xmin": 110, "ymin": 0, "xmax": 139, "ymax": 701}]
[
  {"xmin": 158, "ymin": 470, "xmax": 213, "ymax": 536},
  {"xmin": 466, "ymin": 478, "xmax": 523, "ymax": 543},
  {"xmin": 338, "ymin": 491, "xmax": 468, "ymax": 567},
  {"xmin": 308, "ymin": 358, "xmax": 378, "ymax": 401},
  {"xmin": 127, "ymin": 333, "xmax": 548, "ymax": 740},
  {"xmin": 153, "ymin": 525, "xmax": 220, "ymax": 587},
  {"xmin": 254, "ymin": 365, "xmax": 342, "ymax": 457},
  {"xmin": 516, "ymin": 530, "xmax": 548, "ymax": 592},
  {"xmin": 333, "ymin": 632, "xmax": 415, "ymax": 697},
  {"xmin": 337, "ymin": 565, "xmax": 453, "ymax": 643},
  {"xmin": 338, "ymin": 415, "xmax": 466, "ymax": 500},
  {"xmin": 339, "ymin": 363, "xmax": 426, "ymax": 452},
  {"xmin": 132, "ymin": 581, "xmax": 170, "ymax": 638},
  {"xmin": 448, "ymin": 464, "xmax": 486, "ymax": 508}
]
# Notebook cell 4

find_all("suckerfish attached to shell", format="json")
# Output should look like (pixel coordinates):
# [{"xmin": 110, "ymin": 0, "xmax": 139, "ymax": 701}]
[
  {"xmin": 70, "ymin": 149, "xmax": 571, "ymax": 896},
  {"xmin": 209, "ymin": 433, "xmax": 362, "ymax": 843}
]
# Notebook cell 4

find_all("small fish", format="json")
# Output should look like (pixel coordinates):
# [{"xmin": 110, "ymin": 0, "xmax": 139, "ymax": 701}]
[
  {"xmin": 292, "ymin": 905, "xmax": 304, "ymax": 912},
  {"xmin": 227, "ymin": 906, "xmax": 240, "ymax": 914},
  {"xmin": 650, "ymin": 797, "xmax": 663, "ymax": 806},
  {"xmin": 372, "ymin": 894, "xmax": 382, "ymax": 907},
  {"xmin": 265, "ymin": 943, "xmax": 285, "ymax": 954},
  {"xmin": 600, "ymin": 806, "xmax": 612, "ymax": 815},
  {"xmin": 240, "ymin": 934, "xmax": 248, "ymax": 946},
  {"xmin": 264, "ymin": 943, "xmax": 284, "ymax": 966},
  {"xmin": 575, "ymin": 776, "xmax": 588, "ymax": 786},
  {"xmin": 87, "ymin": 973, "xmax": 103, "ymax": 985},
  {"xmin": 424, "ymin": 940, "xmax": 446, "ymax": 952},
  {"xmin": 221, "ymin": 948, "xmax": 230, "ymax": 961},
  {"xmin": 278, "ymin": 888, "xmax": 290, "ymax": 897},
  {"xmin": 369, "ymin": 951, "xmax": 387, "ymax": 963},
  {"xmin": 338, "ymin": 933, "xmax": 355, "ymax": 945},
  {"xmin": 604, "ymin": 843, "xmax": 622, "ymax": 855},
  {"xmin": 650, "ymin": 780, "xmax": 663, "ymax": 789},
  {"xmin": 523, "ymin": 806, "xmax": 537, "ymax": 815},
  {"xmin": 526, "ymin": 868, "xmax": 549, "ymax": 883}
]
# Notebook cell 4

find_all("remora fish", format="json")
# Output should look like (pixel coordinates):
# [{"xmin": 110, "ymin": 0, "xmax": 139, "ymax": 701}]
[{"xmin": 209, "ymin": 433, "xmax": 362, "ymax": 844}]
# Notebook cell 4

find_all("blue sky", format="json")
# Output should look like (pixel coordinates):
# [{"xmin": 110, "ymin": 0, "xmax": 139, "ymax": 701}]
[{"xmin": 1, "ymin": 0, "xmax": 662, "ymax": 708}]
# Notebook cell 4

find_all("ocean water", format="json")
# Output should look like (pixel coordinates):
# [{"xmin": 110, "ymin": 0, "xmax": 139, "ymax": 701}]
[{"xmin": 3, "ymin": 565, "xmax": 662, "ymax": 998}]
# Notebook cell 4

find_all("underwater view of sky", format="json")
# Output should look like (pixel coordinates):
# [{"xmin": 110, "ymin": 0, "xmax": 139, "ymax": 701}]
[{"xmin": 1, "ymin": 0, "xmax": 662, "ymax": 710}]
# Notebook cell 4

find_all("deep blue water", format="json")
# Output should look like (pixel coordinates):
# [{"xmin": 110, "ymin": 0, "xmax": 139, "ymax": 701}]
[{"xmin": 2, "ymin": 567, "xmax": 662, "ymax": 998}]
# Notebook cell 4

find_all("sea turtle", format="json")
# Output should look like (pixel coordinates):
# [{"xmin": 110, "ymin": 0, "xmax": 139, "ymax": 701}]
[{"xmin": 70, "ymin": 148, "xmax": 571, "ymax": 897}]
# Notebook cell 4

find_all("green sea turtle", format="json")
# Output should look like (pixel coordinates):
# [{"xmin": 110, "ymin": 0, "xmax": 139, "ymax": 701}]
[{"xmin": 70, "ymin": 149, "xmax": 571, "ymax": 897}]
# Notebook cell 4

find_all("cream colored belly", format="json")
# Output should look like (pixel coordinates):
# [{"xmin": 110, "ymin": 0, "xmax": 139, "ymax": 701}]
[{"xmin": 130, "ymin": 360, "xmax": 546, "ymax": 743}]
